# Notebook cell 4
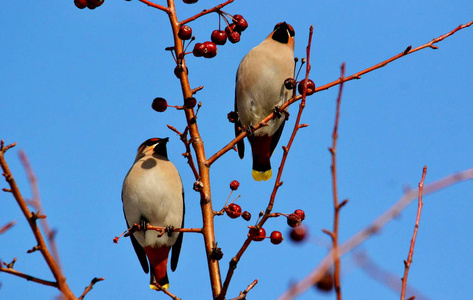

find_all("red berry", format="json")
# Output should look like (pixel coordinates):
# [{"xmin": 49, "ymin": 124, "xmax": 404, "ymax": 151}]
[
  {"xmin": 229, "ymin": 180, "xmax": 240, "ymax": 191},
  {"xmin": 89, "ymin": 0, "xmax": 104, "ymax": 8},
  {"xmin": 211, "ymin": 30, "xmax": 227, "ymax": 45},
  {"xmin": 225, "ymin": 23, "xmax": 239, "ymax": 35},
  {"xmin": 178, "ymin": 25, "xmax": 193, "ymax": 40},
  {"xmin": 289, "ymin": 226, "xmax": 307, "ymax": 242},
  {"xmin": 298, "ymin": 79, "xmax": 316, "ymax": 95},
  {"xmin": 174, "ymin": 65, "xmax": 188, "ymax": 79},
  {"xmin": 227, "ymin": 111, "xmax": 238, "ymax": 123},
  {"xmin": 233, "ymin": 15, "xmax": 248, "ymax": 32},
  {"xmin": 250, "ymin": 227, "xmax": 266, "ymax": 242},
  {"xmin": 151, "ymin": 97, "xmax": 168, "ymax": 112},
  {"xmin": 228, "ymin": 31, "xmax": 241, "ymax": 44},
  {"xmin": 287, "ymin": 213, "xmax": 302, "ymax": 228},
  {"xmin": 193, "ymin": 43, "xmax": 206, "ymax": 57},
  {"xmin": 284, "ymin": 78, "xmax": 297, "ymax": 90},
  {"xmin": 86, "ymin": 1, "xmax": 96, "ymax": 9},
  {"xmin": 203, "ymin": 41, "xmax": 217, "ymax": 58},
  {"xmin": 315, "ymin": 272, "xmax": 334, "ymax": 292},
  {"xmin": 74, "ymin": 0, "xmax": 87, "ymax": 9},
  {"xmin": 242, "ymin": 211, "xmax": 251, "ymax": 221},
  {"xmin": 270, "ymin": 231, "xmax": 283, "ymax": 245},
  {"xmin": 226, "ymin": 203, "xmax": 241, "ymax": 219},
  {"xmin": 294, "ymin": 209, "xmax": 305, "ymax": 221},
  {"xmin": 182, "ymin": 0, "xmax": 198, "ymax": 3},
  {"xmin": 184, "ymin": 97, "xmax": 197, "ymax": 109}
]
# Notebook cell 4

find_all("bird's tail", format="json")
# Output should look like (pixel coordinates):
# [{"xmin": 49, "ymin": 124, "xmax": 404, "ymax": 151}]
[
  {"xmin": 144, "ymin": 246, "xmax": 171, "ymax": 290},
  {"xmin": 252, "ymin": 169, "xmax": 272, "ymax": 181},
  {"xmin": 250, "ymin": 135, "xmax": 273, "ymax": 181}
]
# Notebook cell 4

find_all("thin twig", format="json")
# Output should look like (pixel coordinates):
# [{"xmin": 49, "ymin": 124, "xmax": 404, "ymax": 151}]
[
  {"xmin": 279, "ymin": 167, "xmax": 473, "ymax": 299},
  {"xmin": 19, "ymin": 150, "xmax": 63, "ymax": 272},
  {"xmin": 167, "ymin": 125, "xmax": 200, "ymax": 180},
  {"xmin": 0, "ymin": 266, "xmax": 58, "ymax": 288},
  {"xmin": 353, "ymin": 251, "xmax": 429, "ymax": 300},
  {"xmin": 218, "ymin": 25, "xmax": 314, "ymax": 300},
  {"xmin": 229, "ymin": 279, "xmax": 259, "ymax": 300},
  {"xmin": 327, "ymin": 63, "xmax": 346, "ymax": 300},
  {"xmin": 137, "ymin": 0, "xmax": 170, "ymax": 12},
  {"xmin": 401, "ymin": 166, "xmax": 427, "ymax": 300},
  {"xmin": 205, "ymin": 21, "xmax": 473, "ymax": 167},
  {"xmin": 78, "ymin": 277, "xmax": 105, "ymax": 300},
  {"xmin": 0, "ymin": 221, "xmax": 16, "ymax": 234},
  {"xmin": 180, "ymin": 0, "xmax": 235, "ymax": 25}
]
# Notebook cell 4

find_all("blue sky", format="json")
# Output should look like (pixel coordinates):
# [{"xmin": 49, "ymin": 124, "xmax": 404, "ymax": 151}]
[{"xmin": 1, "ymin": 1, "xmax": 472, "ymax": 299}]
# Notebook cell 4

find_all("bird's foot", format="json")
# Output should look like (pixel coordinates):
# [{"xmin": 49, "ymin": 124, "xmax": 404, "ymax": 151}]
[
  {"xmin": 165, "ymin": 225, "xmax": 175, "ymax": 237},
  {"xmin": 245, "ymin": 125, "xmax": 255, "ymax": 137}
]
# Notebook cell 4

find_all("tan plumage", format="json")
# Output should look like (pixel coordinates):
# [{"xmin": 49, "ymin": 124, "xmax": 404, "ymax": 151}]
[
  {"xmin": 122, "ymin": 138, "xmax": 184, "ymax": 290},
  {"xmin": 235, "ymin": 22, "xmax": 295, "ymax": 181}
]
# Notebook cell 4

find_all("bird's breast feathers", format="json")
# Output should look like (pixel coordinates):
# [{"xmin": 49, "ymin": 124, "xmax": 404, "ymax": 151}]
[{"xmin": 122, "ymin": 156, "xmax": 183, "ymax": 247}]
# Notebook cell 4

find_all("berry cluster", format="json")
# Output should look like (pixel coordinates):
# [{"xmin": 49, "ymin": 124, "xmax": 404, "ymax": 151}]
[
  {"xmin": 74, "ymin": 0, "xmax": 104, "ymax": 9},
  {"xmin": 224, "ymin": 180, "xmax": 251, "ymax": 221},
  {"xmin": 180, "ymin": 12, "xmax": 248, "ymax": 59}
]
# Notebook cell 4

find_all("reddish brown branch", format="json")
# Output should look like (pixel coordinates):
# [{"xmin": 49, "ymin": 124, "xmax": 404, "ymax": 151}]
[
  {"xmin": 0, "ymin": 140, "xmax": 76, "ymax": 299},
  {"xmin": 0, "ymin": 266, "xmax": 58, "ymax": 287},
  {"xmin": 0, "ymin": 221, "xmax": 15, "ymax": 234},
  {"xmin": 218, "ymin": 25, "xmax": 315, "ymax": 300},
  {"xmin": 164, "ymin": 0, "xmax": 223, "ymax": 296},
  {"xmin": 19, "ymin": 150, "xmax": 63, "ymax": 271},
  {"xmin": 353, "ymin": 252, "xmax": 428, "ymax": 300},
  {"xmin": 229, "ymin": 279, "xmax": 258, "ymax": 300},
  {"xmin": 167, "ymin": 125, "xmax": 200, "ymax": 180},
  {"xmin": 78, "ymin": 277, "xmax": 105, "ymax": 300},
  {"xmin": 180, "ymin": 0, "xmax": 235, "ymax": 25},
  {"xmin": 327, "ymin": 63, "xmax": 346, "ymax": 300},
  {"xmin": 401, "ymin": 166, "xmax": 427, "ymax": 300},
  {"xmin": 279, "ymin": 167, "xmax": 473, "ymax": 299},
  {"xmin": 137, "ymin": 0, "xmax": 170, "ymax": 12}
]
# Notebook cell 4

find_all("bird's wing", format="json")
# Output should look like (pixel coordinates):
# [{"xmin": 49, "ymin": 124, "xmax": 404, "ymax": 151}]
[
  {"xmin": 235, "ymin": 74, "xmax": 245, "ymax": 159},
  {"xmin": 270, "ymin": 120, "xmax": 286, "ymax": 155},
  {"xmin": 170, "ymin": 183, "xmax": 185, "ymax": 272},
  {"xmin": 122, "ymin": 206, "xmax": 149, "ymax": 274}
]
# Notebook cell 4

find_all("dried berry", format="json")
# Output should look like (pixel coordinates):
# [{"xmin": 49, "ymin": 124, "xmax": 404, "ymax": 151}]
[
  {"xmin": 298, "ymin": 79, "xmax": 316, "ymax": 95},
  {"xmin": 287, "ymin": 213, "xmax": 302, "ymax": 228},
  {"xmin": 241, "ymin": 211, "xmax": 251, "ymax": 221},
  {"xmin": 151, "ymin": 97, "xmax": 167, "ymax": 112},
  {"xmin": 226, "ymin": 203, "xmax": 241, "ymax": 219}
]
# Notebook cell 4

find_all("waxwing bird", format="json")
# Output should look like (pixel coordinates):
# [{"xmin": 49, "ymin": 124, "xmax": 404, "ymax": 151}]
[
  {"xmin": 235, "ymin": 22, "xmax": 295, "ymax": 181},
  {"xmin": 122, "ymin": 138, "xmax": 184, "ymax": 290}
]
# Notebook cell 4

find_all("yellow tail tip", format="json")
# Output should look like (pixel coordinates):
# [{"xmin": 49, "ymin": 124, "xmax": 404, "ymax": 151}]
[
  {"xmin": 252, "ymin": 169, "xmax": 272, "ymax": 181},
  {"xmin": 150, "ymin": 283, "xmax": 169, "ymax": 290}
]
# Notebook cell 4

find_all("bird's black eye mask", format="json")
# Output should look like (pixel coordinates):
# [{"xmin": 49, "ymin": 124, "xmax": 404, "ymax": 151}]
[{"xmin": 272, "ymin": 22, "xmax": 295, "ymax": 44}]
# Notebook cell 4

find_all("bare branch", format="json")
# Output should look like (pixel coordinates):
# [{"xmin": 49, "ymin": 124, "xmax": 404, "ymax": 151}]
[
  {"xmin": 78, "ymin": 277, "xmax": 105, "ymax": 300},
  {"xmin": 401, "ymin": 166, "xmax": 427, "ymax": 300},
  {"xmin": 0, "ymin": 266, "xmax": 58, "ymax": 288},
  {"xmin": 180, "ymin": 0, "xmax": 235, "ymax": 25},
  {"xmin": 329, "ymin": 62, "xmax": 346, "ymax": 300}
]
